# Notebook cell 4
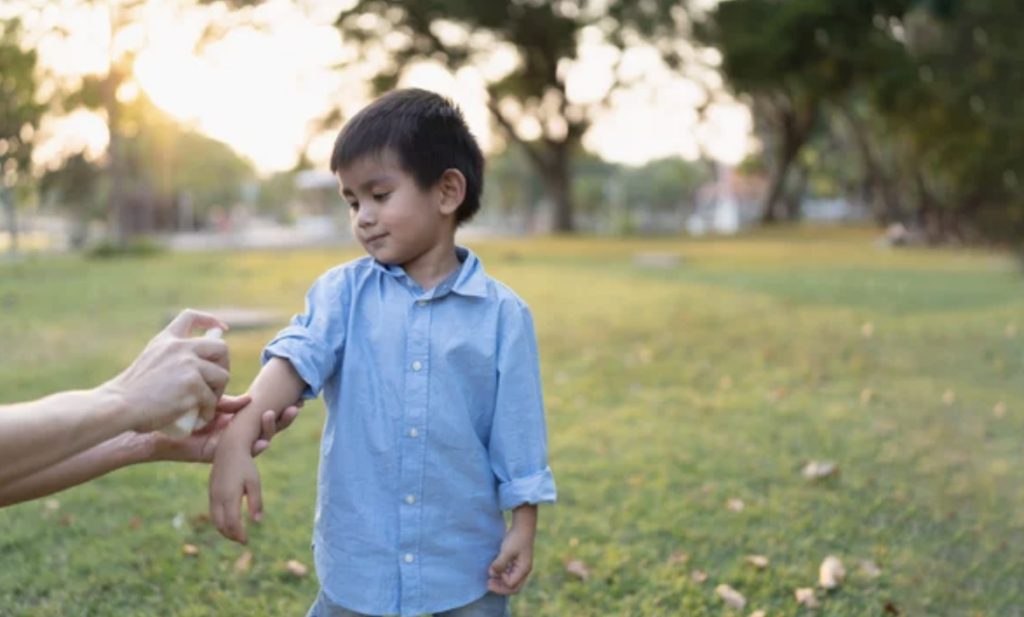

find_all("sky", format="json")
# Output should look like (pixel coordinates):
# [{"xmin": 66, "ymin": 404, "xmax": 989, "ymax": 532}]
[{"xmin": 16, "ymin": 0, "xmax": 753, "ymax": 176}]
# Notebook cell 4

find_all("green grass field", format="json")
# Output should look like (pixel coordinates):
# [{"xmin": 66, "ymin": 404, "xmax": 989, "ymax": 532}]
[{"xmin": 1, "ymin": 229, "xmax": 1022, "ymax": 616}]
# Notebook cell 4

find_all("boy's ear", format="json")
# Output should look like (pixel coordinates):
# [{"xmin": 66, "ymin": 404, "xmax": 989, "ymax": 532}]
[{"xmin": 436, "ymin": 169, "xmax": 467, "ymax": 217}]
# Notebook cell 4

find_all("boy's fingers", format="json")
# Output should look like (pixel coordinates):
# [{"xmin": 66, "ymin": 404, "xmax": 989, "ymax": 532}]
[
  {"xmin": 486, "ymin": 578, "xmax": 515, "ymax": 596},
  {"xmin": 277, "ymin": 405, "xmax": 300, "ymax": 431},
  {"xmin": 245, "ymin": 477, "xmax": 263, "ymax": 523},
  {"xmin": 504, "ymin": 561, "xmax": 531, "ymax": 590},
  {"xmin": 488, "ymin": 552, "xmax": 512, "ymax": 579}
]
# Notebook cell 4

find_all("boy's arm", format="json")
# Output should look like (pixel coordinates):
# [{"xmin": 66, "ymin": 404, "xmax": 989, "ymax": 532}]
[
  {"xmin": 209, "ymin": 358, "xmax": 307, "ymax": 544},
  {"xmin": 486, "ymin": 300, "xmax": 557, "ymax": 594}
]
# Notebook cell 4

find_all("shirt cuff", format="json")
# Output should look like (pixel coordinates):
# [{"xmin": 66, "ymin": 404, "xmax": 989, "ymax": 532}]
[
  {"xmin": 261, "ymin": 325, "xmax": 332, "ymax": 400},
  {"xmin": 498, "ymin": 466, "xmax": 557, "ymax": 511}
]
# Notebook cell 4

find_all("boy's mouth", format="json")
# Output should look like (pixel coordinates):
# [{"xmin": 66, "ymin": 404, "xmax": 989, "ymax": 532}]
[{"xmin": 364, "ymin": 233, "xmax": 388, "ymax": 244}]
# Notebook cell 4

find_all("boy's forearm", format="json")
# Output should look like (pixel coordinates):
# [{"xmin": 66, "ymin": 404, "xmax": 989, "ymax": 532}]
[
  {"xmin": 510, "ymin": 504, "xmax": 538, "ymax": 533},
  {"xmin": 221, "ymin": 358, "xmax": 306, "ymax": 452}
]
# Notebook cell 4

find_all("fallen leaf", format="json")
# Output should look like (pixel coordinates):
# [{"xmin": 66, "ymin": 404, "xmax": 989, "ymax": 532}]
[
  {"xmin": 234, "ymin": 551, "xmax": 253, "ymax": 573},
  {"xmin": 285, "ymin": 559, "xmax": 308, "ymax": 577},
  {"xmin": 43, "ymin": 499, "xmax": 60, "ymax": 512},
  {"xmin": 883, "ymin": 602, "xmax": 901, "ymax": 615},
  {"xmin": 942, "ymin": 390, "xmax": 956, "ymax": 405},
  {"xmin": 182, "ymin": 544, "xmax": 200, "ymax": 556},
  {"xmin": 566, "ymin": 560, "xmax": 590, "ymax": 581},
  {"xmin": 1006, "ymin": 324, "xmax": 1017, "ymax": 339},
  {"xmin": 749, "ymin": 611, "xmax": 767, "ymax": 617},
  {"xmin": 691, "ymin": 570, "xmax": 708, "ymax": 583},
  {"xmin": 190, "ymin": 512, "xmax": 212, "ymax": 529},
  {"xmin": 861, "ymin": 322, "xmax": 874, "ymax": 339},
  {"xmin": 716, "ymin": 584, "xmax": 746, "ymax": 610},
  {"xmin": 795, "ymin": 588, "xmax": 821, "ymax": 608},
  {"xmin": 727, "ymin": 499, "xmax": 745, "ymax": 512},
  {"xmin": 172, "ymin": 512, "xmax": 186, "ymax": 531},
  {"xmin": 668, "ymin": 552, "xmax": 690, "ymax": 565},
  {"xmin": 993, "ymin": 402, "xmax": 1007, "ymax": 418},
  {"xmin": 861, "ymin": 388, "xmax": 874, "ymax": 404},
  {"xmin": 803, "ymin": 461, "xmax": 839, "ymax": 481},
  {"xmin": 568, "ymin": 537, "xmax": 579, "ymax": 547},
  {"xmin": 636, "ymin": 347, "xmax": 653, "ymax": 364},
  {"xmin": 767, "ymin": 387, "xmax": 787, "ymax": 402},
  {"xmin": 129, "ymin": 517, "xmax": 142, "ymax": 530},
  {"xmin": 58, "ymin": 514, "xmax": 74, "ymax": 526},
  {"xmin": 859, "ymin": 559, "xmax": 882, "ymax": 578},
  {"xmin": 719, "ymin": 375, "xmax": 733, "ymax": 390},
  {"xmin": 819, "ymin": 555, "xmax": 846, "ymax": 589},
  {"xmin": 746, "ymin": 555, "xmax": 770, "ymax": 569}
]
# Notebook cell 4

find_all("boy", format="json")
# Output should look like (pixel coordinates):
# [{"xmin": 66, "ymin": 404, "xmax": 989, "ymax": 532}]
[{"xmin": 208, "ymin": 88, "xmax": 557, "ymax": 617}]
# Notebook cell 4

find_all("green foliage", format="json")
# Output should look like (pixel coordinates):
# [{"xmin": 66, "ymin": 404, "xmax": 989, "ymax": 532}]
[
  {"xmin": 84, "ymin": 236, "xmax": 166, "ymax": 259},
  {"xmin": 0, "ymin": 18, "xmax": 46, "ymax": 191}
]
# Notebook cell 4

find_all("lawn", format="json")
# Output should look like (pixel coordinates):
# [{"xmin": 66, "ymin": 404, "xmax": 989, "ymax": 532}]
[{"xmin": 1, "ymin": 229, "xmax": 1022, "ymax": 616}]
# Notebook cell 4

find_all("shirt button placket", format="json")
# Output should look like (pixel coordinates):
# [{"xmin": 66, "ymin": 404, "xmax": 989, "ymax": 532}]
[{"xmin": 399, "ymin": 297, "xmax": 430, "ymax": 612}]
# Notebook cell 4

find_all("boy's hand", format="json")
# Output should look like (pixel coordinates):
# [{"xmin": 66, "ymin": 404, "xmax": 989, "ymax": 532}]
[
  {"xmin": 487, "ymin": 522, "xmax": 536, "ymax": 595},
  {"xmin": 209, "ymin": 447, "xmax": 262, "ymax": 544}
]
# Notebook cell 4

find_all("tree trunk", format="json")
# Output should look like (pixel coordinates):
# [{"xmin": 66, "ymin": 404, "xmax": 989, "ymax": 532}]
[
  {"xmin": 761, "ymin": 142, "xmax": 798, "ymax": 224},
  {"xmin": 839, "ymin": 103, "xmax": 902, "ymax": 225},
  {"xmin": 539, "ymin": 145, "xmax": 575, "ymax": 233},
  {"xmin": 1, "ymin": 189, "xmax": 17, "ymax": 257}
]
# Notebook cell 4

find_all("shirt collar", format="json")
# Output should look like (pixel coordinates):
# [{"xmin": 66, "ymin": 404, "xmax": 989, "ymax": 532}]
[{"xmin": 371, "ymin": 246, "xmax": 488, "ymax": 298}]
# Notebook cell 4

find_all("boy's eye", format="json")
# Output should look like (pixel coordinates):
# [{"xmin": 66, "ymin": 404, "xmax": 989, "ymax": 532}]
[
  {"xmin": 372, "ymin": 192, "xmax": 391, "ymax": 202},
  {"xmin": 347, "ymin": 201, "xmax": 359, "ymax": 210}
]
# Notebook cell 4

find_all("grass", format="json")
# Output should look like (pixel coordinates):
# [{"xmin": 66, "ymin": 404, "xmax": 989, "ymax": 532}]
[{"xmin": 1, "ymin": 227, "xmax": 1022, "ymax": 616}]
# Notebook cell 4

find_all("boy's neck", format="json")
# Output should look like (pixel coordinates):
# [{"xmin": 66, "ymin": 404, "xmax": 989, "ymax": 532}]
[{"xmin": 399, "ymin": 237, "xmax": 462, "ymax": 292}]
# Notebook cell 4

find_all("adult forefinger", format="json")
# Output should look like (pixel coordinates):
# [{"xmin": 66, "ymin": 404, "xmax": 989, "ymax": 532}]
[{"xmin": 165, "ymin": 309, "xmax": 228, "ymax": 338}]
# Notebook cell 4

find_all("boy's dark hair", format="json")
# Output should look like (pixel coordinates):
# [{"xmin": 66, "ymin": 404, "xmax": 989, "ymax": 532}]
[{"xmin": 330, "ymin": 88, "xmax": 485, "ymax": 226}]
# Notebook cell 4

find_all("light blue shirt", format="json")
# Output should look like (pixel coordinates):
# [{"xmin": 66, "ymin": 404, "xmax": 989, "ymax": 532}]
[{"xmin": 262, "ymin": 247, "xmax": 556, "ymax": 617}]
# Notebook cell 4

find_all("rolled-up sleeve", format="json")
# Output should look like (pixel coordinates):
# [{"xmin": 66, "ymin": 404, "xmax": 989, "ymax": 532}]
[
  {"xmin": 261, "ymin": 270, "xmax": 347, "ymax": 400},
  {"xmin": 489, "ymin": 300, "xmax": 557, "ymax": 511}
]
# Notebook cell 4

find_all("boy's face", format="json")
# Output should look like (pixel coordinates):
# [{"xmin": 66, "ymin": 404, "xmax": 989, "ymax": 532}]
[{"xmin": 338, "ymin": 152, "xmax": 450, "ymax": 266}]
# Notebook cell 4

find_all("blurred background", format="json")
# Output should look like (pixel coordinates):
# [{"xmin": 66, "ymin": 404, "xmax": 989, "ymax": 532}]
[
  {"xmin": 1, "ymin": 0, "xmax": 1018, "ymax": 255},
  {"xmin": 2, "ymin": 2, "xmax": 1023, "ymax": 616}
]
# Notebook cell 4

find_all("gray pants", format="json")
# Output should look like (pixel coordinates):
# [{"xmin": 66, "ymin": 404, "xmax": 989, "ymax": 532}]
[{"xmin": 305, "ymin": 590, "xmax": 511, "ymax": 617}]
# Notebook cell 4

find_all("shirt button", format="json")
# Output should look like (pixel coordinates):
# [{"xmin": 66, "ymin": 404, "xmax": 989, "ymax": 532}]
[
  {"xmin": 417, "ymin": 300, "xmax": 428, "ymax": 307},
  {"xmin": 408, "ymin": 428, "xmax": 419, "ymax": 438},
  {"xmin": 405, "ymin": 494, "xmax": 416, "ymax": 505},
  {"xmin": 412, "ymin": 361, "xmax": 422, "ymax": 371},
  {"xmin": 404, "ymin": 554, "xmax": 415, "ymax": 564}
]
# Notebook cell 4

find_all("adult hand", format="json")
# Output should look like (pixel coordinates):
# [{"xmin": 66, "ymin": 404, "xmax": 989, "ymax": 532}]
[
  {"xmin": 150, "ymin": 394, "xmax": 304, "ymax": 463},
  {"xmin": 103, "ymin": 309, "xmax": 231, "ymax": 434}
]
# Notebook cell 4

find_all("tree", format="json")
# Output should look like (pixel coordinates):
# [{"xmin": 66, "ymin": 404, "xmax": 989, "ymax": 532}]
[
  {"xmin": 0, "ymin": 18, "xmax": 46, "ymax": 257},
  {"xmin": 333, "ymin": 1, "xmax": 662, "ymax": 233}
]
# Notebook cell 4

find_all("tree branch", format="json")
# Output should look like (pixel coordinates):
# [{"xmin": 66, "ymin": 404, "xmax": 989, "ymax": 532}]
[{"xmin": 486, "ymin": 97, "xmax": 548, "ymax": 171}]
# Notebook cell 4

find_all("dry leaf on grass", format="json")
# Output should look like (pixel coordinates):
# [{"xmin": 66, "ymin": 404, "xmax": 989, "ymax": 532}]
[
  {"xmin": 285, "ymin": 559, "xmax": 308, "ymax": 577},
  {"xmin": 128, "ymin": 517, "xmax": 142, "ymax": 530},
  {"xmin": 883, "ymin": 602, "xmax": 901, "ymax": 615},
  {"xmin": 803, "ymin": 461, "xmax": 838, "ymax": 481},
  {"xmin": 861, "ymin": 322, "xmax": 874, "ymax": 339},
  {"xmin": 691, "ymin": 570, "xmax": 708, "ymax": 583},
  {"xmin": 234, "ymin": 551, "xmax": 253, "ymax": 573},
  {"xmin": 993, "ymin": 402, "xmax": 1007, "ymax": 418},
  {"xmin": 795, "ymin": 588, "xmax": 821, "ymax": 608},
  {"xmin": 727, "ymin": 499, "xmax": 745, "ymax": 512},
  {"xmin": 1006, "ymin": 324, "xmax": 1017, "ymax": 339},
  {"xmin": 749, "ymin": 611, "xmax": 766, "ymax": 617},
  {"xmin": 859, "ymin": 559, "xmax": 881, "ymax": 578},
  {"xmin": 719, "ymin": 375, "xmax": 733, "ymax": 390},
  {"xmin": 819, "ymin": 556, "xmax": 846, "ymax": 589},
  {"xmin": 182, "ymin": 544, "xmax": 199, "ymax": 557},
  {"xmin": 715, "ymin": 584, "xmax": 746, "ymax": 610},
  {"xmin": 942, "ymin": 390, "xmax": 956, "ymax": 405},
  {"xmin": 860, "ymin": 388, "xmax": 874, "ymax": 404},
  {"xmin": 667, "ymin": 552, "xmax": 689, "ymax": 565},
  {"xmin": 746, "ymin": 555, "xmax": 770, "ymax": 569},
  {"xmin": 44, "ymin": 499, "xmax": 60, "ymax": 512},
  {"xmin": 566, "ymin": 560, "xmax": 590, "ymax": 581}
]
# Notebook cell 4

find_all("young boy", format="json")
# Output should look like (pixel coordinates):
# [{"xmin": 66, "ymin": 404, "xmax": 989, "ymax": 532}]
[{"xmin": 208, "ymin": 88, "xmax": 557, "ymax": 617}]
